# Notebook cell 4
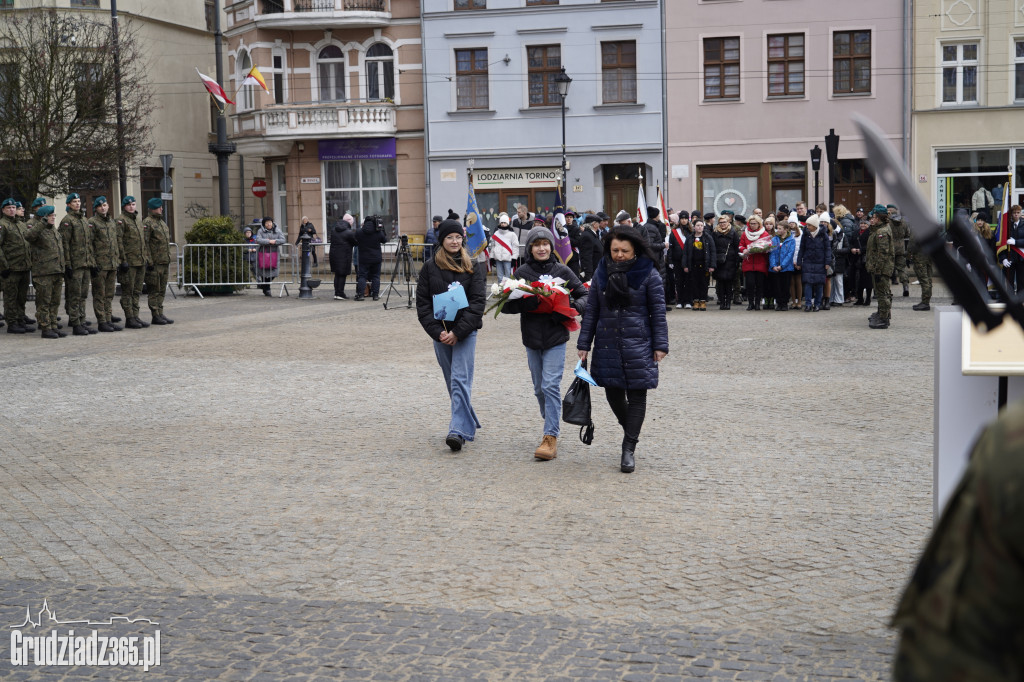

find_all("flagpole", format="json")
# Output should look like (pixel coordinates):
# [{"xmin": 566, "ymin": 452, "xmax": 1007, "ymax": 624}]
[{"xmin": 210, "ymin": 0, "xmax": 235, "ymax": 216}]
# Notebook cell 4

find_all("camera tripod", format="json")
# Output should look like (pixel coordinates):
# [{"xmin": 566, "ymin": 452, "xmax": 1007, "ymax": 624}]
[{"xmin": 382, "ymin": 234, "xmax": 416, "ymax": 309}]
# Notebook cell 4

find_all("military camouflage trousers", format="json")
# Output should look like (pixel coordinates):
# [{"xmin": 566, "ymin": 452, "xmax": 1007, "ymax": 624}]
[
  {"xmin": 33, "ymin": 274, "xmax": 63, "ymax": 331},
  {"xmin": 66, "ymin": 267, "xmax": 91, "ymax": 326},
  {"xmin": 120, "ymin": 265, "xmax": 145, "ymax": 319},
  {"xmin": 2, "ymin": 270, "xmax": 31, "ymax": 325},
  {"xmin": 873, "ymin": 274, "xmax": 892, "ymax": 321},
  {"xmin": 91, "ymin": 269, "xmax": 117, "ymax": 324},
  {"xmin": 893, "ymin": 251, "xmax": 910, "ymax": 285},
  {"xmin": 145, "ymin": 264, "xmax": 168, "ymax": 316},
  {"xmin": 911, "ymin": 253, "xmax": 933, "ymax": 304}
]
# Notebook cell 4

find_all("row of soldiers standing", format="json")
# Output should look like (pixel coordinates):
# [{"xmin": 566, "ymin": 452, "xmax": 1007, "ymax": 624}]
[{"xmin": 0, "ymin": 194, "xmax": 173, "ymax": 338}]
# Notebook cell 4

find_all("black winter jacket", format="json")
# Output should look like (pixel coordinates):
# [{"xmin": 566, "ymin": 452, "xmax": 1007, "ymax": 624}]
[
  {"xmin": 643, "ymin": 220, "xmax": 667, "ymax": 265},
  {"xmin": 579, "ymin": 228, "xmax": 604, "ymax": 280},
  {"xmin": 797, "ymin": 229, "xmax": 834, "ymax": 285},
  {"xmin": 501, "ymin": 256, "xmax": 588, "ymax": 350},
  {"xmin": 416, "ymin": 257, "xmax": 486, "ymax": 342},
  {"xmin": 328, "ymin": 224, "xmax": 355, "ymax": 273},
  {"xmin": 711, "ymin": 228, "xmax": 740, "ymax": 281},
  {"xmin": 354, "ymin": 220, "xmax": 386, "ymax": 264},
  {"xmin": 683, "ymin": 231, "xmax": 717, "ymax": 272},
  {"xmin": 577, "ymin": 257, "xmax": 669, "ymax": 390},
  {"xmin": 667, "ymin": 224, "xmax": 692, "ymax": 264}
]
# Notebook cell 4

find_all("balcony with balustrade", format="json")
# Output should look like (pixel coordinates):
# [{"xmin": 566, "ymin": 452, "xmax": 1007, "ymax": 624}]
[
  {"xmin": 255, "ymin": 0, "xmax": 389, "ymax": 29},
  {"xmin": 230, "ymin": 101, "xmax": 397, "ymax": 157}
]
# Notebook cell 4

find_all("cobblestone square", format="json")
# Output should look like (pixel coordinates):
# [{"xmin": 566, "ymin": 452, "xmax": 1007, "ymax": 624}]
[{"xmin": 0, "ymin": 282, "xmax": 940, "ymax": 679}]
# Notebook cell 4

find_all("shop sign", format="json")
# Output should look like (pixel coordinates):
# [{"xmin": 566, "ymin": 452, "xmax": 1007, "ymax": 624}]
[
  {"xmin": 318, "ymin": 138, "xmax": 396, "ymax": 161},
  {"xmin": 473, "ymin": 167, "xmax": 560, "ymax": 189}
]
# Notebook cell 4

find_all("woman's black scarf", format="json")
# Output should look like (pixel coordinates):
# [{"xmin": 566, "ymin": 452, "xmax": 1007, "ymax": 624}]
[{"xmin": 605, "ymin": 257, "xmax": 636, "ymax": 309}]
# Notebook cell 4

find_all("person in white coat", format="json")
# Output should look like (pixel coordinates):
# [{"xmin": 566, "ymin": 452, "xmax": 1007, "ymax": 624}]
[{"xmin": 490, "ymin": 213, "xmax": 520, "ymax": 281}]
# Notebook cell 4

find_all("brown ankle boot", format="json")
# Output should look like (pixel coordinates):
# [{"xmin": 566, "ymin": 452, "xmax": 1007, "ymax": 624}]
[{"xmin": 534, "ymin": 435, "xmax": 557, "ymax": 460}]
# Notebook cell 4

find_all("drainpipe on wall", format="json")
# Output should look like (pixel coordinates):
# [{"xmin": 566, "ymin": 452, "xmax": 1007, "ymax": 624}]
[
  {"xmin": 660, "ymin": 0, "xmax": 669, "ymax": 206},
  {"xmin": 239, "ymin": 154, "xmax": 245, "ymax": 227},
  {"xmin": 902, "ymin": 0, "xmax": 911, "ymax": 163},
  {"xmin": 420, "ymin": 2, "xmax": 431, "ymax": 229}
]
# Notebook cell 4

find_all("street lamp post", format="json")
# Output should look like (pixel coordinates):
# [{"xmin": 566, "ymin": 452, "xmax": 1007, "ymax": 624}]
[
  {"xmin": 554, "ymin": 67, "xmax": 572, "ymax": 205},
  {"xmin": 825, "ymin": 128, "xmax": 840, "ymax": 208},
  {"xmin": 810, "ymin": 145, "xmax": 822, "ymax": 209}
]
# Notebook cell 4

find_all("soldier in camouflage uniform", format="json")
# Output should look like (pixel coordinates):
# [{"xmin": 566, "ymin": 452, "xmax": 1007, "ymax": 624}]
[
  {"xmin": 0, "ymin": 198, "xmax": 37, "ymax": 333},
  {"xmin": 865, "ymin": 204, "xmax": 894, "ymax": 329},
  {"xmin": 117, "ymin": 196, "xmax": 150, "ymax": 329},
  {"xmin": 143, "ymin": 197, "xmax": 173, "ymax": 325},
  {"xmin": 892, "ymin": 396, "xmax": 1024, "ymax": 680},
  {"xmin": 58, "ymin": 193, "xmax": 97, "ymax": 336},
  {"xmin": 899, "ymin": 204, "xmax": 935, "ymax": 312},
  {"xmin": 88, "ymin": 196, "xmax": 127, "ymax": 332},
  {"xmin": 24, "ymin": 205, "xmax": 66, "ymax": 338},
  {"xmin": 888, "ymin": 204, "xmax": 910, "ymax": 296}
]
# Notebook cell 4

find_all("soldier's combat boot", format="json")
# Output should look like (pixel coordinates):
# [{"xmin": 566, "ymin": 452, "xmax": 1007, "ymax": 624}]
[
  {"xmin": 41, "ymin": 329, "xmax": 59, "ymax": 339},
  {"xmin": 151, "ymin": 315, "xmax": 167, "ymax": 325},
  {"xmin": 125, "ymin": 318, "xmax": 143, "ymax": 329},
  {"xmin": 111, "ymin": 316, "xmax": 122, "ymax": 323},
  {"xmin": 903, "ymin": 284, "xmax": 910, "ymax": 297},
  {"xmin": 56, "ymin": 329, "xmax": 67, "ymax": 338},
  {"xmin": 23, "ymin": 316, "xmax": 34, "ymax": 324},
  {"xmin": 72, "ymin": 325, "xmax": 90, "ymax": 336},
  {"xmin": 109, "ymin": 322, "xmax": 123, "ymax": 331},
  {"xmin": 912, "ymin": 302, "xmax": 931, "ymax": 311},
  {"xmin": 6, "ymin": 324, "xmax": 26, "ymax": 334},
  {"xmin": 158, "ymin": 314, "xmax": 174, "ymax": 324},
  {"xmin": 98, "ymin": 322, "xmax": 115, "ymax": 332},
  {"xmin": 86, "ymin": 325, "xmax": 97, "ymax": 334},
  {"xmin": 136, "ymin": 317, "xmax": 150, "ymax": 328},
  {"xmin": 869, "ymin": 317, "xmax": 890, "ymax": 329}
]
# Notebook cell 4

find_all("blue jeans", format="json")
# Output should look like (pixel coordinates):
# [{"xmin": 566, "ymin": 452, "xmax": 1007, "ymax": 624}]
[
  {"xmin": 526, "ymin": 343, "xmax": 565, "ymax": 437},
  {"xmin": 495, "ymin": 260, "xmax": 513, "ymax": 281},
  {"xmin": 433, "ymin": 331, "xmax": 481, "ymax": 440},
  {"xmin": 804, "ymin": 282, "xmax": 823, "ymax": 308}
]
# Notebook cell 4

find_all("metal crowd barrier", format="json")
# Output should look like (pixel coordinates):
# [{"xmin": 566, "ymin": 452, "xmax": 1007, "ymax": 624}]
[
  {"xmin": 292, "ymin": 240, "xmax": 426, "ymax": 295},
  {"xmin": 180, "ymin": 242, "xmax": 294, "ymax": 299}
]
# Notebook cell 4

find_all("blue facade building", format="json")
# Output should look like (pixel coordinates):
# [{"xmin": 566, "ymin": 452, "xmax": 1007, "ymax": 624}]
[{"xmin": 422, "ymin": 0, "xmax": 663, "ymax": 231}]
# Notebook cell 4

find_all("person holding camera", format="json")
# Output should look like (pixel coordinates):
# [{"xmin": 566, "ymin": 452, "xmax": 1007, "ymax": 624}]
[
  {"xmin": 354, "ymin": 215, "xmax": 386, "ymax": 301},
  {"xmin": 416, "ymin": 218, "xmax": 486, "ymax": 452}
]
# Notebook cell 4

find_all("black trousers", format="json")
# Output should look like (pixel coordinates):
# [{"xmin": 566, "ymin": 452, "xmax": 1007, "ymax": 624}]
[
  {"xmin": 673, "ymin": 261, "xmax": 690, "ymax": 304},
  {"xmin": 334, "ymin": 273, "xmax": 347, "ymax": 296},
  {"xmin": 605, "ymin": 387, "xmax": 647, "ymax": 444},
  {"xmin": 690, "ymin": 265, "xmax": 709, "ymax": 300},
  {"xmin": 773, "ymin": 271, "xmax": 792, "ymax": 307},
  {"xmin": 357, "ymin": 261, "xmax": 382, "ymax": 297},
  {"xmin": 715, "ymin": 276, "xmax": 733, "ymax": 306},
  {"xmin": 744, "ymin": 271, "xmax": 765, "ymax": 305}
]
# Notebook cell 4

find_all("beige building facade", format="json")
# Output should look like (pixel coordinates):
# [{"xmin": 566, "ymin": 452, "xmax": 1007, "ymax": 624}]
[
  {"xmin": 912, "ymin": 0, "xmax": 1024, "ymax": 221},
  {"xmin": 223, "ymin": 0, "xmax": 424, "ymax": 243}
]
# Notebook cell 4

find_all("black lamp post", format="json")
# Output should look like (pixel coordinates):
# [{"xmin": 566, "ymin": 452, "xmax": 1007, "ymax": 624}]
[
  {"xmin": 554, "ymin": 66, "xmax": 572, "ymax": 205},
  {"xmin": 810, "ymin": 145, "xmax": 822, "ymax": 209},
  {"xmin": 825, "ymin": 128, "xmax": 840, "ymax": 208}
]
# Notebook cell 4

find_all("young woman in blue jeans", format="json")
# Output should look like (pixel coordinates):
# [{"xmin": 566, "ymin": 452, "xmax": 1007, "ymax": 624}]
[
  {"xmin": 416, "ymin": 219, "xmax": 486, "ymax": 452},
  {"xmin": 501, "ymin": 225, "xmax": 588, "ymax": 461}
]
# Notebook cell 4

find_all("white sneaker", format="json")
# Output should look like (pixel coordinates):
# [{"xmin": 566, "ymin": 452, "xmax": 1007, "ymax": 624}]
[
  {"xmin": 334, "ymin": 295, "xmax": 344, "ymax": 300},
  {"xmin": 676, "ymin": 304, "xmax": 683, "ymax": 309},
  {"xmin": 684, "ymin": 304, "xmax": 692, "ymax": 309}
]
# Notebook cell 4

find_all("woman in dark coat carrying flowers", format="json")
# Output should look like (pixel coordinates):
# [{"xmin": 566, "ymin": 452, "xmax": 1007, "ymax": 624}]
[
  {"xmin": 577, "ymin": 227, "xmax": 669, "ymax": 473},
  {"xmin": 416, "ymin": 219, "xmax": 486, "ymax": 452}
]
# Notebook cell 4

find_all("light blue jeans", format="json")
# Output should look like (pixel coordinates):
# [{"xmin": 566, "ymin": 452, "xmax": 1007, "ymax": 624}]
[
  {"xmin": 495, "ymin": 260, "xmax": 513, "ymax": 281},
  {"xmin": 433, "ymin": 331, "xmax": 481, "ymax": 440},
  {"xmin": 526, "ymin": 343, "xmax": 565, "ymax": 437}
]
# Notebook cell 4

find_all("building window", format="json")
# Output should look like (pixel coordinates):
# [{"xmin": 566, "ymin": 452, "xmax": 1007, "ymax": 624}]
[
  {"xmin": 324, "ymin": 158, "xmax": 398, "ymax": 234},
  {"xmin": 0, "ymin": 0, "xmax": 14, "ymax": 8},
  {"xmin": 272, "ymin": 53, "xmax": 284, "ymax": 105},
  {"xmin": 1015, "ymin": 40, "xmax": 1024, "ymax": 101},
  {"xmin": 273, "ymin": 163, "xmax": 287, "ymax": 233},
  {"xmin": 601, "ymin": 41, "xmax": 636, "ymax": 104},
  {"xmin": 140, "ymin": 167, "xmax": 173, "ymax": 231},
  {"xmin": 833, "ymin": 30, "xmax": 871, "ymax": 94},
  {"xmin": 318, "ymin": 45, "xmax": 346, "ymax": 102},
  {"xmin": 366, "ymin": 43, "xmax": 395, "ymax": 101},
  {"xmin": 767, "ymin": 33, "xmax": 804, "ymax": 98},
  {"xmin": 703, "ymin": 37, "xmax": 740, "ymax": 100},
  {"xmin": 205, "ymin": 0, "xmax": 216, "ymax": 31},
  {"xmin": 70, "ymin": 0, "xmax": 99, "ymax": 6},
  {"xmin": 942, "ymin": 43, "xmax": 978, "ymax": 104},
  {"xmin": 527, "ymin": 45, "xmax": 561, "ymax": 107},
  {"xmin": 454, "ymin": 0, "xmax": 486, "ymax": 9},
  {"xmin": 526, "ymin": 0, "xmax": 557, "ymax": 4},
  {"xmin": 0, "ymin": 62, "xmax": 18, "ymax": 118},
  {"xmin": 75, "ymin": 63, "xmax": 105, "ymax": 119},
  {"xmin": 455, "ymin": 48, "xmax": 488, "ymax": 110},
  {"xmin": 237, "ymin": 50, "xmax": 254, "ymax": 110}
]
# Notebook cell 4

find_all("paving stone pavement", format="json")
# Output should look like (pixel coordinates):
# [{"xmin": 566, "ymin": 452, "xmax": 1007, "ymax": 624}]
[{"xmin": 0, "ymin": 281, "xmax": 943, "ymax": 679}]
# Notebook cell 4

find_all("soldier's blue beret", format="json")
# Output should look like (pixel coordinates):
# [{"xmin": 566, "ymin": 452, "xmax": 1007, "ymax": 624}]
[
  {"xmin": 147, "ymin": 197, "xmax": 163, "ymax": 211},
  {"xmin": 122, "ymin": 195, "xmax": 135, "ymax": 206},
  {"xmin": 31, "ymin": 198, "xmax": 46, "ymax": 209},
  {"xmin": 37, "ymin": 205, "xmax": 55, "ymax": 217},
  {"xmin": 66, "ymin": 192, "xmax": 80, "ymax": 203},
  {"xmin": 1, "ymin": 198, "xmax": 16, "ymax": 208},
  {"xmin": 93, "ymin": 195, "xmax": 107, "ymax": 209}
]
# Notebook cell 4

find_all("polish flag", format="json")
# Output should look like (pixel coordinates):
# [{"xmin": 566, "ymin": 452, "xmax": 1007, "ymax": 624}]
[
  {"xmin": 636, "ymin": 182, "xmax": 648, "ymax": 225},
  {"xmin": 196, "ymin": 68, "xmax": 234, "ymax": 106}
]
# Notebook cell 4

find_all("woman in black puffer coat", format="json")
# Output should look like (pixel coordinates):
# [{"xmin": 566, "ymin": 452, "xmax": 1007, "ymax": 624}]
[
  {"xmin": 328, "ymin": 213, "xmax": 356, "ymax": 299},
  {"xmin": 577, "ymin": 227, "xmax": 669, "ymax": 474}
]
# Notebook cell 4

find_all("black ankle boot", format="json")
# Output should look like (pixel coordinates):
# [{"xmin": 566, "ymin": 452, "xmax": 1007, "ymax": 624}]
[{"xmin": 620, "ymin": 437, "xmax": 636, "ymax": 473}]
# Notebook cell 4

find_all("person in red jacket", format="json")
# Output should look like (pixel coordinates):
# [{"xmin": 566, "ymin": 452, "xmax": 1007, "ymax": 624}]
[{"xmin": 739, "ymin": 215, "xmax": 771, "ymax": 310}]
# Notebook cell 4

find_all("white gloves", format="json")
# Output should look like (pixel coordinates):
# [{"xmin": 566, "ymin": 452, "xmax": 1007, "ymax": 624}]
[
  {"xmin": 1003, "ymin": 259, "xmax": 1012, "ymax": 269},
  {"xmin": 1007, "ymin": 237, "xmax": 1016, "ymax": 245}
]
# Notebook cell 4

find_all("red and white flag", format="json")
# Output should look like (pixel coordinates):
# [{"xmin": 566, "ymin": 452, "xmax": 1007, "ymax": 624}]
[
  {"xmin": 636, "ymin": 182, "xmax": 648, "ymax": 225},
  {"xmin": 196, "ymin": 68, "xmax": 234, "ymax": 106},
  {"xmin": 657, "ymin": 185, "xmax": 668, "ymax": 222}
]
